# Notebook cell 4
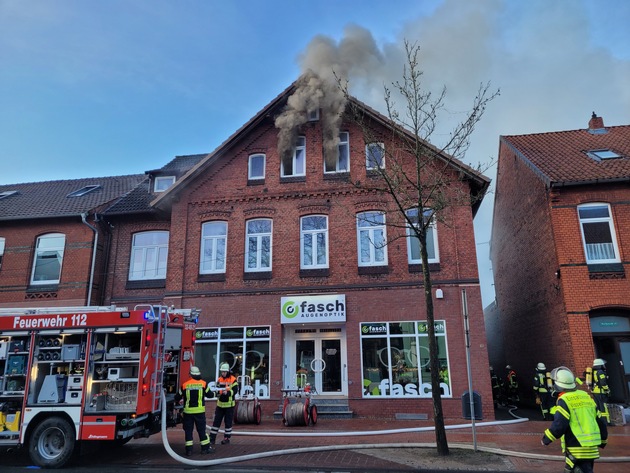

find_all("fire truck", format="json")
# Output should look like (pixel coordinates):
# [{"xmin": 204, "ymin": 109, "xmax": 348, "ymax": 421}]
[{"xmin": 0, "ymin": 304, "xmax": 199, "ymax": 468}]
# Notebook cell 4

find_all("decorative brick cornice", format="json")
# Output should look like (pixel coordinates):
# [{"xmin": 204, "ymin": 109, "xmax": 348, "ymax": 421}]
[
  {"xmin": 243, "ymin": 207, "xmax": 276, "ymax": 217},
  {"xmin": 197, "ymin": 210, "xmax": 232, "ymax": 220}
]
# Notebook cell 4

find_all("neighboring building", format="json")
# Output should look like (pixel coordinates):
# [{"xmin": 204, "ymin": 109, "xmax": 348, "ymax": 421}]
[
  {"xmin": 489, "ymin": 113, "xmax": 630, "ymax": 405},
  {"xmin": 0, "ymin": 175, "xmax": 144, "ymax": 307}
]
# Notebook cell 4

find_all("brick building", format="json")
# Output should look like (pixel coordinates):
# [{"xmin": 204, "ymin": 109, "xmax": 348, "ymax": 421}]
[
  {"xmin": 489, "ymin": 113, "xmax": 630, "ymax": 405},
  {"xmin": 0, "ymin": 175, "xmax": 144, "ymax": 307},
  {"xmin": 0, "ymin": 80, "xmax": 493, "ymax": 420}
]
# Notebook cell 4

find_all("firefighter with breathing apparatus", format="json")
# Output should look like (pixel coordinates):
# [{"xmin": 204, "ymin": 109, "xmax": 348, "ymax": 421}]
[
  {"xmin": 542, "ymin": 366, "xmax": 608, "ymax": 473},
  {"xmin": 533, "ymin": 362, "xmax": 553, "ymax": 420},
  {"xmin": 175, "ymin": 365, "xmax": 214, "ymax": 456},
  {"xmin": 591, "ymin": 359, "xmax": 611, "ymax": 424}
]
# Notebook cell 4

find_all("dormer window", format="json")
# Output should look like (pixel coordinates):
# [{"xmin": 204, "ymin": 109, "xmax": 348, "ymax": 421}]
[
  {"xmin": 67, "ymin": 185, "xmax": 100, "ymax": 197},
  {"xmin": 587, "ymin": 149, "xmax": 621, "ymax": 161},
  {"xmin": 154, "ymin": 176, "xmax": 176, "ymax": 192}
]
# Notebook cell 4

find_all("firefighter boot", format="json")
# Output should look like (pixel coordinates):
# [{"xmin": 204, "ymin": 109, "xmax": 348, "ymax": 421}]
[
  {"xmin": 185, "ymin": 447, "xmax": 193, "ymax": 457},
  {"xmin": 221, "ymin": 438, "xmax": 230, "ymax": 444}
]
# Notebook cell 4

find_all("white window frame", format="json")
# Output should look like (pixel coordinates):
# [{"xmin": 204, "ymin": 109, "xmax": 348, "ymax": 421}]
[
  {"xmin": 282, "ymin": 136, "xmax": 306, "ymax": 177},
  {"xmin": 129, "ymin": 231, "xmax": 169, "ymax": 280},
  {"xmin": 154, "ymin": 176, "xmax": 176, "ymax": 192},
  {"xmin": 325, "ymin": 132, "xmax": 350, "ymax": 173},
  {"xmin": 0, "ymin": 237, "xmax": 5, "ymax": 270},
  {"xmin": 300, "ymin": 215, "xmax": 329, "ymax": 269},
  {"xmin": 356, "ymin": 211, "xmax": 388, "ymax": 266},
  {"xmin": 245, "ymin": 219, "xmax": 272, "ymax": 272},
  {"xmin": 406, "ymin": 208, "xmax": 439, "ymax": 264},
  {"xmin": 200, "ymin": 221, "xmax": 227, "ymax": 274},
  {"xmin": 366, "ymin": 142, "xmax": 385, "ymax": 170},
  {"xmin": 578, "ymin": 203, "xmax": 620, "ymax": 264},
  {"xmin": 248, "ymin": 154, "xmax": 266, "ymax": 180},
  {"xmin": 30, "ymin": 233, "xmax": 66, "ymax": 285}
]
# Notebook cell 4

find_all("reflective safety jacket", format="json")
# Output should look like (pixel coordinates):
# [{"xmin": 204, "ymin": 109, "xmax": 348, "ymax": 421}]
[
  {"xmin": 533, "ymin": 371, "xmax": 548, "ymax": 393},
  {"xmin": 592, "ymin": 368, "xmax": 610, "ymax": 395},
  {"xmin": 216, "ymin": 374, "xmax": 238, "ymax": 408},
  {"xmin": 543, "ymin": 389, "xmax": 608, "ymax": 460},
  {"xmin": 176, "ymin": 377, "xmax": 212, "ymax": 414}
]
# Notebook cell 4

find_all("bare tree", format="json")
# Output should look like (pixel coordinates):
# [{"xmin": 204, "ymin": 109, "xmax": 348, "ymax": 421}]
[{"xmin": 341, "ymin": 41, "xmax": 499, "ymax": 456}]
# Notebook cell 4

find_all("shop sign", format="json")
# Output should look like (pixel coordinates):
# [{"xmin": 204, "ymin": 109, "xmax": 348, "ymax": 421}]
[
  {"xmin": 195, "ymin": 328, "xmax": 219, "ymax": 340},
  {"xmin": 361, "ymin": 323, "xmax": 388, "ymax": 335},
  {"xmin": 246, "ymin": 326, "xmax": 271, "ymax": 338},
  {"xmin": 281, "ymin": 294, "xmax": 346, "ymax": 324},
  {"xmin": 418, "ymin": 321, "xmax": 446, "ymax": 335}
]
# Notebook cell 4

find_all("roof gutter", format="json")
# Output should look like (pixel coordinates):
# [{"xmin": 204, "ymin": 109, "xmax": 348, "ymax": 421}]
[
  {"xmin": 81, "ymin": 212, "xmax": 98, "ymax": 306},
  {"xmin": 550, "ymin": 176, "xmax": 630, "ymax": 188}
]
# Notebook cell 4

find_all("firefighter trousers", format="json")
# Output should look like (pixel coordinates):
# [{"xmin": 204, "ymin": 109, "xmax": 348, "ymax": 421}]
[
  {"xmin": 210, "ymin": 405, "xmax": 234, "ymax": 443},
  {"xmin": 182, "ymin": 411, "xmax": 211, "ymax": 452}
]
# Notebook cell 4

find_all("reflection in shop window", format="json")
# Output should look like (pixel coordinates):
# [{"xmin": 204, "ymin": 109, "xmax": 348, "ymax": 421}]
[
  {"xmin": 194, "ymin": 326, "xmax": 271, "ymax": 399},
  {"xmin": 360, "ymin": 320, "xmax": 451, "ymax": 398}
]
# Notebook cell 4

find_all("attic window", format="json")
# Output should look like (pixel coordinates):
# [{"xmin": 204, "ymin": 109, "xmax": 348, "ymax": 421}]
[
  {"xmin": 587, "ymin": 149, "xmax": 621, "ymax": 161},
  {"xmin": 154, "ymin": 176, "xmax": 176, "ymax": 192},
  {"xmin": 0, "ymin": 190, "xmax": 18, "ymax": 200},
  {"xmin": 67, "ymin": 185, "xmax": 100, "ymax": 197},
  {"xmin": 308, "ymin": 109, "xmax": 320, "ymax": 121}
]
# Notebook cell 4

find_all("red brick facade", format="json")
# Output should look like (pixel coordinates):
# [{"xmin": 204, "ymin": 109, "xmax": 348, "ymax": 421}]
[{"xmin": 490, "ymin": 119, "xmax": 630, "ymax": 405}]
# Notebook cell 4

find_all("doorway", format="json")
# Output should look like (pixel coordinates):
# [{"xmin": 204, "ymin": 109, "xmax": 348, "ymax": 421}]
[{"xmin": 286, "ymin": 326, "xmax": 347, "ymax": 396}]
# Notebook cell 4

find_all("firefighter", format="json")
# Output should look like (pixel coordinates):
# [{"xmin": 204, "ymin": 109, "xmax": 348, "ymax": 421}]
[
  {"xmin": 209, "ymin": 362, "xmax": 238, "ymax": 446},
  {"xmin": 505, "ymin": 365, "xmax": 519, "ymax": 405},
  {"xmin": 592, "ymin": 359, "xmax": 611, "ymax": 424},
  {"xmin": 533, "ymin": 362, "xmax": 553, "ymax": 420},
  {"xmin": 174, "ymin": 365, "xmax": 214, "ymax": 456},
  {"xmin": 542, "ymin": 366, "xmax": 608, "ymax": 473},
  {"xmin": 490, "ymin": 366, "xmax": 503, "ymax": 407}
]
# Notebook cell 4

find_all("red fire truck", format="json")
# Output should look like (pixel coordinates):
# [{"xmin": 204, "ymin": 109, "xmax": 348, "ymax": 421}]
[{"xmin": 0, "ymin": 305, "xmax": 199, "ymax": 468}]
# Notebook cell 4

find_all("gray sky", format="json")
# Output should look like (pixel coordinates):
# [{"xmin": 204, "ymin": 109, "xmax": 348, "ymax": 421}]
[{"xmin": 1, "ymin": 0, "xmax": 629, "ymax": 306}]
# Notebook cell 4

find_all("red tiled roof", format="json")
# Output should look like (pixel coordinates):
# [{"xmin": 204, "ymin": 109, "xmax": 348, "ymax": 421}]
[{"xmin": 501, "ymin": 122, "xmax": 630, "ymax": 186}]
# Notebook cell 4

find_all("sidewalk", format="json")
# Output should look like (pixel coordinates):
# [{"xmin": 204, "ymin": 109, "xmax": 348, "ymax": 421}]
[{"xmin": 119, "ymin": 406, "xmax": 630, "ymax": 472}]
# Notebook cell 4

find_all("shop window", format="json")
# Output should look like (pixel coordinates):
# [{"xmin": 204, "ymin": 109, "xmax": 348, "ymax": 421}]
[{"xmin": 360, "ymin": 320, "xmax": 451, "ymax": 398}]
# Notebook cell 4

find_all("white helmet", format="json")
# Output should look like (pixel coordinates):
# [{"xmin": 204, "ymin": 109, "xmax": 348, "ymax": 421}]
[
  {"xmin": 190, "ymin": 366, "xmax": 201, "ymax": 376},
  {"xmin": 505, "ymin": 365, "xmax": 512, "ymax": 370},
  {"xmin": 550, "ymin": 366, "xmax": 576, "ymax": 391},
  {"xmin": 219, "ymin": 363, "xmax": 230, "ymax": 372},
  {"xmin": 536, "ymin": 362, "xmax": 546, "ymax": 371},
  {"xmin": 593, "ymin": 358, "xmax": 606, "ymax": 367}
]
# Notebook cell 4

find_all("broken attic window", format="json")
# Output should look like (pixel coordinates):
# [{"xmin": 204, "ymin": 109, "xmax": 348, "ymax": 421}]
[
  {"xmin": 67, "ymin": 185, "xmax": 100, "ymax": 197},
  {"xmin": 587, "ymin": 149, "xmax": 621, "ymax": 161},
  {"xmin": 0, "ymin": 190, "xmax": 18, "ymax": 200}
]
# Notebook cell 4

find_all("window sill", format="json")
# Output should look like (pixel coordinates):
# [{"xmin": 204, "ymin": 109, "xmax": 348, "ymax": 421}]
[
  {"xmin": 408, "ymin": 263, "xmax": 441, "ymax": 273},
  {"xmin": 300, "ymin": 268, "xmax": 330, "ymax": 278},
  {"xmin": 243, "ymin": 271, "xmax": 272, "ymax": 280},
  {"xmin": 26, "ymin": 284, "xmax": 59, "ymax": 293},
  {"xmin": 198, "ymin": 273, "xmax": 226, "ymax": 283},
  {"xmin": 587, "ymin": 263, "xmax": 625, "ymax": 280},
  {"xmin": 323, "ymin": 172, "xmax": 350, "ymax": 181},
  {"xmin": 358, "ymin": 265, "xmax": 390, "ymax": 275},
  {"xmin": 280, "ymin": 176, "xmax": 306, "ymax": 184},
  {"xmin": 125, "ymin": 279, "xmax": 166, "ymax": 290},
  {"xmin": 247, "ymin": 179, "xmax": 265, "ymax": 186}
]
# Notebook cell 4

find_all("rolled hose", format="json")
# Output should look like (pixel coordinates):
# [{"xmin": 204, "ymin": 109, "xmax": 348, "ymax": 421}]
[{"xmin": 160, "ymin": 391, "xmax": 628, "ymax": 465}]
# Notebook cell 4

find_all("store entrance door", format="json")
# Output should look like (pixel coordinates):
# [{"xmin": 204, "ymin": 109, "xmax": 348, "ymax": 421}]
[{"xmin": 289, "ymin": 327, "xmax": 347, "ymax": 396}]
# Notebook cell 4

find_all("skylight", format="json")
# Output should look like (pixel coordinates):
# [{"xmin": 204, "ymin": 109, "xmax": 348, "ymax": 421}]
[
  {"xmin": 67, "ymin": 185, "xmax": 100, "ymax": 197},
  {"xmin": 0, "ymin": 190, "xmax": 18, "ymax": 200},
  {"xmin": 587, "ymin": 149, "xmax": 621, "ymax": 161}
]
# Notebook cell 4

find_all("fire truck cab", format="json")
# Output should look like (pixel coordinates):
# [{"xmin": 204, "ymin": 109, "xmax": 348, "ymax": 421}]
[{"xmin": 0, "ymin": 305, "xmax": 198, "ymax": 468}]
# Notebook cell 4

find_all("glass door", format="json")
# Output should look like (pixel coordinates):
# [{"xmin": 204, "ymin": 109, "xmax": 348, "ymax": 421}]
[{"xmin": 293, "ymin": 330, "xmax": 346, "ymax": 395}]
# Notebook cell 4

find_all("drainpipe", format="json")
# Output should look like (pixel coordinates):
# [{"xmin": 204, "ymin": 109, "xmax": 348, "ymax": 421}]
[{"xmin": 81, "ymin": 212, "xmax": 98, "ymax": 306}]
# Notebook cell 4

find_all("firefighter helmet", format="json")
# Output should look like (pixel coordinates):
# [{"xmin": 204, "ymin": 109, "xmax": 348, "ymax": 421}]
[
  {"xmin": 593, "ymin": 358, "xmax": 606, "ymax": 367},
  {"xmin": 190, "ymin": 366, "xmax": 201, "ymax": 376},
  {"xmin": 220, "ymin": 363, "xmax": 230, "ymax": 372},
  {"xmin": 550, "ymin": 366, "xmax": 576, "ymax": 391},
  {"xmin": 505, "ymin": 365, "xmax": 512, "ymax": 370},
  {"xmin": 537, "ymin": 362, "xmax": 546, "ymax": 371}
]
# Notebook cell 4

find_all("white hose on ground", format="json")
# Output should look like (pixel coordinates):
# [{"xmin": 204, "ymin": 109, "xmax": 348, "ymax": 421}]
[{"xmin": 160, "ymin": 392, "xmax": 628, "ymax": 466}]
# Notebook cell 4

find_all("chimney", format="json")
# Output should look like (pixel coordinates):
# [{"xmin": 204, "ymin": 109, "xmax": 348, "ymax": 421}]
[{"xmin": 589, "ymin": 112, "xmax": 605, "ymax": 130}]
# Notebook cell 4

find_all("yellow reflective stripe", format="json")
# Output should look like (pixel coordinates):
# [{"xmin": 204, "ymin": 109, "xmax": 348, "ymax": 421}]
[
  {"xmin": 544, "ymin": 429, "xmax": 557, "ymax": 441},
  {"xmin": 567, "ymin": 446, "xmax": 600, "ymax": 459},
  {"xmin": 556, "ymin": 405, "xmax": 570, "ymax": 419}
]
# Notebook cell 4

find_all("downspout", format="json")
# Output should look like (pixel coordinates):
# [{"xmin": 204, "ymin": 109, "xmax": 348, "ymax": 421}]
[{"xmin": 81, "ymin": 212, "xmax": 98, "ymax": 306}]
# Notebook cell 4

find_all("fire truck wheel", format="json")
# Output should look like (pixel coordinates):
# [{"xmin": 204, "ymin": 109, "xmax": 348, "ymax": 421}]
[{"xmin": 29, "ymin": 416, "xmax": 76, "ymax": 468}]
